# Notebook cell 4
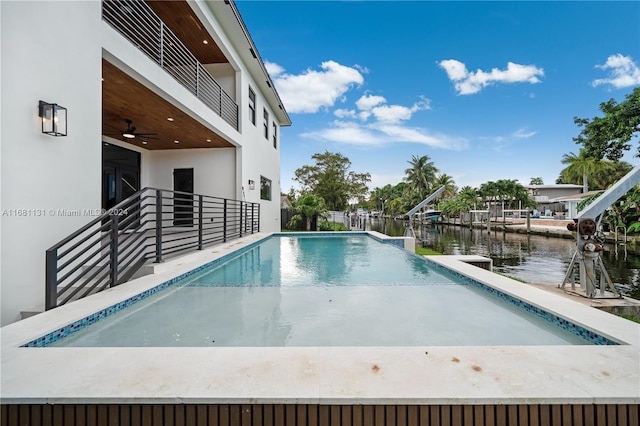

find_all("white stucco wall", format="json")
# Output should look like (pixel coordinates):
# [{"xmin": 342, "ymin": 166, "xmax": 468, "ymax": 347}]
[
  {"xmin": 1, "ymin": 1, "xmax": 102, "ymax": 325},
  {"xmin": 237, "ymin": 73, "xmax": 281, "ymax": 232},
  {"xmin": 192, "ymin": 1, "xmax": 283, "ymax": 233},
  {"xmin": 204, "ymin": 63, "xmax": 236, "ymax": 101},
  {"xmin": 147, "ymin": 148, "xmax": 236, "ymax": 199}
]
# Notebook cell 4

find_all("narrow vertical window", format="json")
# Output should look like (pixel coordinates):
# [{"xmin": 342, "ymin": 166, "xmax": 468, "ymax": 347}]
[
  {"xmin": 248, "ymin": 88, "xmax": 256, "ymax": 125},
  {"xmin": 272, "ymin": 122, "xmax": 277, "ymax": 149},
  {"xmin": 263, "ymin": 108, "xmax": 269, "ymax": 139},
  {"xmin": 260, "ymin": 176, "xmax": 272, "ymax": 200}
]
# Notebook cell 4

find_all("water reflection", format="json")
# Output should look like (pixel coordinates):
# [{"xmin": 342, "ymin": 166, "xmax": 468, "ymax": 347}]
[{"xmin": 369, "ymin": 219, "xmax": 640, "ymax": 299}]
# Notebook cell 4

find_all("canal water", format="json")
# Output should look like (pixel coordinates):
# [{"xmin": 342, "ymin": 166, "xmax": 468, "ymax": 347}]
[{"xmin": 369, "ymin": 219, "xmax": 640, "ymax": 299}]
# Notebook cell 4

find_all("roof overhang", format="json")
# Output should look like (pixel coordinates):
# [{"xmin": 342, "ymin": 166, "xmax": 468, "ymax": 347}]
[
  {"xmin": 102, "ymin": 60, "xmax": 234, "ymax": 150},
  {"xmin": 202, "ymin": 0, "xmax": 291, "ymax": 127}
]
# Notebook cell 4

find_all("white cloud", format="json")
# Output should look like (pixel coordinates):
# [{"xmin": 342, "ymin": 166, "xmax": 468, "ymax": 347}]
[
  {"xmin": 302, "ymin": 121, "xmax": 385, "ymax": 145},
  {"xmin": 334, "ymin": 109, "xmax": 356, "ymax": 119},
  {"xmin": 373, "ymin": 124, "xmax": 467, "ymax": 150},
  {"xmin": 354, "ymin": 94, "xmax": 431, "ymax": 124},
  {"xmin": 264, "ymin": 61, "xmax": 285, "ymax": 77},
  {"xmin": 358, "ymin": 111, "xmax": 371, "ymax": 121},
  {"xmin": 438, "ymin": 59, "xmax": 544, "ymax": 95},
  {"xmin": 512, "ymin": 128, "xmax": 537, "ymax": 139},
  {"xmin": 356, "ymin": 94, "xmax": 386, "ymax": 111},
  {"xmin": 592, "ymin": 54, "xmax": 640, "ymax": 89},
  {"xmin": 266, "ymin": 60, "xmax": 364, "ymax": 113},
  {"xmin": 439, "ymin": 59, "xmax": 468, "ymax": 81},
  {"xmin": 370, "ymin": 97, "xmax": 431, "ymax": 124},
  {"xmin": 302, "ymin": 120, "xmax": 467, "ymax": 150},
  {"xmin": 370, "ymin": 104, "xmax": 414, "ymax": 123}
]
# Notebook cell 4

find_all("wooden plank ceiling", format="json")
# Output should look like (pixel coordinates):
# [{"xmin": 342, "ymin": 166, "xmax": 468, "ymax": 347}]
[{"xmin": 147, "ymin": 0, "xmax": 228, "ymax": 65}]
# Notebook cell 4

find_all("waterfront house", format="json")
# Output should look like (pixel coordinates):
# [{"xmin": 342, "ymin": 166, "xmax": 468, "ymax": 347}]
[
  {"xmin": 0, "ymin": 0, "xmax": 291, "ymax": 325},
  {"xmin": 525, "ymin": 184, "xmax": 583, "ymax": 217}
]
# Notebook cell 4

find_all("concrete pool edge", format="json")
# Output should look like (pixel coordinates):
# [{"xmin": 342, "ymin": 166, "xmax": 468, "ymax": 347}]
[{"xmin": 1, "ymin": 232, "xmax": 639, "ymax": 405}]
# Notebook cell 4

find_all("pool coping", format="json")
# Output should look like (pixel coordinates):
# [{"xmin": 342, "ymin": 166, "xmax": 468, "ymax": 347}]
[{"xmin": 1, "ymin": 232, "xmax": 639, "ymax": 405}]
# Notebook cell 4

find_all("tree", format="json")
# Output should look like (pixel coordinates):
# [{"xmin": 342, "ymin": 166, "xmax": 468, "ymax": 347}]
[
  {"xmin": 574, "ymin": 87, "xmax": 640, "ymax": 161},
  {"xmin": 433, "ymin": 173, "xmax": 457, "ymax": 199},
  {"xmin": 287, "ymin": 193, "xmax": 328, "ymax": 231},
  {"xmin": 529, "ymin": 177, "xmax": 544, "ymax": 185},
  {"xmin": 559, "ymin": 149, "xmax": 615, "ymax": 192},
  {"xmin": 293, "ymin": 151, "xmax": 371, "ymax": 211},
  {"xmin": 592, "ymin": 161, "xmax": 633, "ymax": 189},
  {"xmin": 404, "ymin": 155, "xmax": 439, "ymax": 202}
]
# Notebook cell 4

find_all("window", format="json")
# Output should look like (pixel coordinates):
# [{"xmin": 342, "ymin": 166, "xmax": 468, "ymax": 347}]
[
  {"xmin": 263, "ymin": 108, "xmax": 269, "ymax": 139},
  {"xmin": 260, "ymin": 176, "xmax": 271, "ymax": 200},
  {"xmin": 248, "ymin": 88, "xmax": 256, "ymax": 125},
  {"xmin": 272, "ymin": 122, "xmax": 277, "ymax": 149}
]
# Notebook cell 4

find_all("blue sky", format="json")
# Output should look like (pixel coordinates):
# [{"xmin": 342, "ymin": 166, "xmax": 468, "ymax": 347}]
[{"xmin": 236, "ymin": 0, "xmax": 640, "ymax": 193}]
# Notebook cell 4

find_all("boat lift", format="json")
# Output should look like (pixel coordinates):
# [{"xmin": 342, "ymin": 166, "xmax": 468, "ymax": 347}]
[
  {"xmin": 561, "ymin": 164, "xmax": 640, "ymax": 298},
  {"xmin": 404, "ymin": 186, "xmax": 446, "ymax": 238}
]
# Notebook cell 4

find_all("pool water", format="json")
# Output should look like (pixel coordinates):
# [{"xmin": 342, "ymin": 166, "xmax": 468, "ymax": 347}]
[{"xmin": 50, "ymin": 235, "xmax": 593, "ymax": 347}]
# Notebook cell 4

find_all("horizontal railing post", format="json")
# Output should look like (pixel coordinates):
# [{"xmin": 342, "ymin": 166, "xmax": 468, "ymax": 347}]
[{"xmin": 45, "ymin": 248, "xmax": 58, "ymax": 310}]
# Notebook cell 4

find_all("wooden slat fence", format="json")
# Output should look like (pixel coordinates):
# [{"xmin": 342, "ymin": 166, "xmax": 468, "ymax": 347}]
[{"xmin": 2, "ymin": 403, "xmax": 639, "ymax": 426}]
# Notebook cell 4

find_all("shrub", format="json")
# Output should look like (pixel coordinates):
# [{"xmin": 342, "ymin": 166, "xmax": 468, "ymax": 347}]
[{"xmin": 318, "ymin": 221, "xmax": 347, "ymax": 231}]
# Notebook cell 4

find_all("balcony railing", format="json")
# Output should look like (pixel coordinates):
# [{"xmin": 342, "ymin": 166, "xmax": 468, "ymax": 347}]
[
  {"xmin": 102, "ymin": 0, "xmax": 238, "ymax": 129},
  {"xmin": 45, "ymin": 188, "xmax": 259, "ymax": 310}
]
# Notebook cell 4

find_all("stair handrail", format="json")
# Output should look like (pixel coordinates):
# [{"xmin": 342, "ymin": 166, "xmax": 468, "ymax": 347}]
[{"xmin": 45, "ymin": 187, "xmax": 260, "ymax": 310}]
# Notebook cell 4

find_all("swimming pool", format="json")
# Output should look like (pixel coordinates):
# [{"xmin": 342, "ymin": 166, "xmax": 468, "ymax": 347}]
[
  {"xmin": 3, "ymin": 232, "xmax": 639, "ymax": 409},
  {"xmin": 30, "ymin": 233, "xmax": 614, "ymax": 347}
]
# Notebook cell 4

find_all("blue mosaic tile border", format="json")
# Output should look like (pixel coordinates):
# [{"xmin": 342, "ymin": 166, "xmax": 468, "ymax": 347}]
[
  {"xmin": 276, "ymin": 231, "xmax": 406, "ymax": 248},
  {"xmin": 22, "ymin": 235, "xmax": 272, "ymax": 348},
  {"xmin": 419, "ymin": 257, "xmax": 620, "ymax": 346},
  {"xmin": 23, "ymin": 233, "xmax": 618, "ymax": 347}
]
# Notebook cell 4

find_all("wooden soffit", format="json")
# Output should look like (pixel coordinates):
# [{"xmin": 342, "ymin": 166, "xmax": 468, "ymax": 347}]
[
  {"xmin": 146, "ymin": 0, "xmax": 228, "ymax": 65},
  {"xmin": 102, "ymin": 60, "xmax": 233, "ymax": 150}
]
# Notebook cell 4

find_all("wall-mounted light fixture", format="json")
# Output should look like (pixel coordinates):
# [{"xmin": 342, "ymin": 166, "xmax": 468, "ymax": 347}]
[
  {"xmin": 248, "ymin": 179, "xmax": 255, "ymax": 190},
  {"xmin": 38, "ymin": 101, "xmax": 67, "ymax": 136}
]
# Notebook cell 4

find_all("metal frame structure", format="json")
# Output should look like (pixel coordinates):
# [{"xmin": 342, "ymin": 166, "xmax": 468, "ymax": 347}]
[
  {"xmin": 562, "ymin": 164, "xmax": 640, "ymax": 298},
  {"xmin": 45, "ymin": 188, "xmax": 260, "ymax": 310},
  {"xmin": 404, "ymin": 186, "xmax": 446, "ymax": 237}
]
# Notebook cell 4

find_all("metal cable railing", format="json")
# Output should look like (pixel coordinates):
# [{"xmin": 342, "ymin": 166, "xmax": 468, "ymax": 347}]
[
  {"xmin": 102, "ymin": 0, "xmax": 239, "ymax": 130},
  {"xmin": 45, "ymin": 188, "xmax": 260, "ymax": 310}
]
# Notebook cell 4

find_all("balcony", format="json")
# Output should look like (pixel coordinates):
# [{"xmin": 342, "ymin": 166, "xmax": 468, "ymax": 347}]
[{"xmin": 102, "ymin": 0, "xmax": 238, "ymax": 130}]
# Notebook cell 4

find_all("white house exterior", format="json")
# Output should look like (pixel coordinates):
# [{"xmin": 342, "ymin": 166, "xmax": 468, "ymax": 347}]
[
  {"xmin": 525, "ymin": 184, "xmax": 583, "ymax": 217},
  {"xmin": 0, "ymin": 0, "xmax": 291, "ymax": 325}
]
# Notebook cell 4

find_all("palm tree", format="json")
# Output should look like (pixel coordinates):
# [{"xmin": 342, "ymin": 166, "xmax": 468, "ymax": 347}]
[
  {"xmin": 458, "ymin": 186, "xmax": 478, "ymax": 204},
  {"xmin": 288, "ymin": 193, "xmax": 328, "ymax": 231},
  {"xmin": 529, "ymin": 177, "xmax": 544, "ymax": 185},
  {"xmin": 478, "ymin": 181, "xmax": 499, "ymax": 218},
  {"xmin": 560, "ymin": 150, "xmax": 615, "ymax": 192},
  {"xmin": 434, "ymin": 173, "xmax": 457, "ymax": 199},
  {"xmin": 404, "ymin": 155, "xmax": 439, "ymax": 201}
]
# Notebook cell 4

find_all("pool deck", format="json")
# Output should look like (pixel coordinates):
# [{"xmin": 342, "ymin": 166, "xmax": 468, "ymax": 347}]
[{"xmin": 1, "ymin": 232, "xmax": 639, "ymax": 405}]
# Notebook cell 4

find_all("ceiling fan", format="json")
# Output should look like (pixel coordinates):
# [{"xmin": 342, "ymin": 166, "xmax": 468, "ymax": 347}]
[{"xmin": 105, "ymin": 119, "xmax": 158, "ymax": 140}]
